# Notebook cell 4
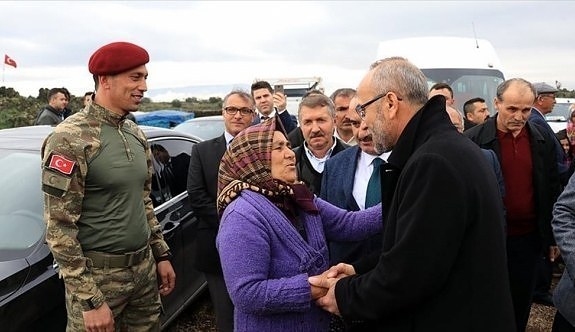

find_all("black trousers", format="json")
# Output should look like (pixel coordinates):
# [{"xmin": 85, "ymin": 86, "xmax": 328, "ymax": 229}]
[
  {"xmin": 204, "ymin": 271, "xmax": 234, "ymax": 332},
  {"xmin": 506, "ymin": 232, "xmax": 541, "ymax": 332},
  {"xmin": 553, "ymin": 311, "xmax": 575, "ymax": 332}
]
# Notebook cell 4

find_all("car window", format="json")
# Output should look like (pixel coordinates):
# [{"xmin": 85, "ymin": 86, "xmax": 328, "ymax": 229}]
[
  {"xmin": 0, "ymin": 151, "xmax": 44, "ymax": 252},
  {"xmin": 149, "ymin": 138, "xmax": 194, "ymax": 207},
  {"xmin": 173, "ymin": 118, "xmax": 225, "ymax": 141}
]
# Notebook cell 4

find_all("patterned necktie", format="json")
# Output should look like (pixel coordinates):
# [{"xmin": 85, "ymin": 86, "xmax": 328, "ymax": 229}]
[{"xmin": 365, "ymin": 158, "xmax": 383, "ymax": 208}]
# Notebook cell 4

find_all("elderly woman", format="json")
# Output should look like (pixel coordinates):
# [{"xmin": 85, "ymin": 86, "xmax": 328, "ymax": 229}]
[{"xmin": 215, "ymin": 117, "xmax": 382, "ymax": 331}]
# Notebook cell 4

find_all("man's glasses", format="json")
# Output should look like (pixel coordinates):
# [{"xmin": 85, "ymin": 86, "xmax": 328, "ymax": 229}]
[
  {"xmin": 355, "ymin": 92, "xmax": 402, "ymax": 119},
  {"xmin": 223, "ymin": 106, "xmax": 254, "ymax": 116}
]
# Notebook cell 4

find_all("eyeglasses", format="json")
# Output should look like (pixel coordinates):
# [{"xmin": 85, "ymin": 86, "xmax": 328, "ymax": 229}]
[
  {"xmin": 355, "ymin": 92, "xmax": 402, "ymax": 119},
  {"xmin": 223, "ymin": 106, "xmax": 254, "ymax": 116}
]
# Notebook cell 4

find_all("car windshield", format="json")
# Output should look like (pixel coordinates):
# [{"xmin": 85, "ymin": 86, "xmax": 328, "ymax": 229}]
[
  {"xmin": 545, "ymin": 102, "xmax": 573, "ymax": 122},
  {"xmin": 423, "ymin": 68, "xmax": 505, "ymax": 115},
  {"xmin": 173, "ymin": 118, "xmax": 224, "ymax": 140},
  {"xmin": 0, "ymin": 150, "xmax": 44, "ymax": 253}
]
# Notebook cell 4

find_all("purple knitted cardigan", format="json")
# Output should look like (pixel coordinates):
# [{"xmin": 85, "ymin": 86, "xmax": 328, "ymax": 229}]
[{"xmin": 216, "ymin": 190, "xmax": 382, "ymax": 332}]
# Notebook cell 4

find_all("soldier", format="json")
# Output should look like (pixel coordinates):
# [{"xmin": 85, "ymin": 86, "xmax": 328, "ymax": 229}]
[{"xmin": 41, "ymin": 41, "xmax": 175, "ymax": 332}]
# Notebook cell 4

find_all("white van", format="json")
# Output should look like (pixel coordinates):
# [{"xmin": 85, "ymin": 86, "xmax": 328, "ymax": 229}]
[
  {"xmin": 376, "ymin": 36, "xmax": 505, "ymax": 114},
  {"xmin": 546, "ymin": 98, "xmax": 575, "ymax": 133},
  {"xmin": 253, "ymin": 77, "xmax": 324, "ymax": 118}
]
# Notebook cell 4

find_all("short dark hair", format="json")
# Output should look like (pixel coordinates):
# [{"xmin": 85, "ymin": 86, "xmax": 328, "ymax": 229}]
[
  {"xmin": 556, "ymin": 129, "xmax": 568, "ymax": 141},
  {"xmin": 48, "ymin": 88, "xmax": 66, "ymax": 102},
  {"xmin": 329, "ymin": 88, "xmax": 356, "ymax": 102},
  {"xmin": 429, "ymin": 82, "xmax": 453, "ymax": 98},
  {"xmin": 250, "ymin": 81, "xmax": 273, "ymax": 95},
  {"xmin": 463, "ymin": 97, "xmax": 486, "ymax": 115}
]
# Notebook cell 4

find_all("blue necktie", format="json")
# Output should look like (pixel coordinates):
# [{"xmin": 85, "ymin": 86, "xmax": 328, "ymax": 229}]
[{"xmin": 365, "ymin": 158, "xmax": 383, "ymax": 208}]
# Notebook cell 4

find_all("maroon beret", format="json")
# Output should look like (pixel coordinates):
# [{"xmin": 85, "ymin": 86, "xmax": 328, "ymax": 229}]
[{"xmin": 88, "ymin": 42, "xmax": 149, "ymax": 75}]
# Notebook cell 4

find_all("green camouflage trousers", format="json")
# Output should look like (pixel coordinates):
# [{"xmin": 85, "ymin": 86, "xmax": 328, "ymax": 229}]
[{"xmin": 65, "ymin": 248, "xmax": 162, "ymax": 332}]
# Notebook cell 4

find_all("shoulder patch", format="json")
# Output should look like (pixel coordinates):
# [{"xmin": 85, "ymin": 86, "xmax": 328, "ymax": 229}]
[{"xmin": 48, "ymin": 154, "xmax": 76, "ymax": 175}]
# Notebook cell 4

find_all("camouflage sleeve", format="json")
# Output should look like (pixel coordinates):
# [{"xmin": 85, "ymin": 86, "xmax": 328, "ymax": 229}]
[
  {"xmin": 41, "ymin": 128, "xmax": 104, "ymax": 305},
  {"xmin": 135, "ymin": 125, "xmax": 170, "ymax": 259}
]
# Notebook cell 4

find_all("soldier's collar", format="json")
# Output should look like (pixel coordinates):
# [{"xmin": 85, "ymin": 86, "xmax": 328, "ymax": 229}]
[{"xmin": 88, "ymin": 103, "xmax": 125, "ymax": 127}]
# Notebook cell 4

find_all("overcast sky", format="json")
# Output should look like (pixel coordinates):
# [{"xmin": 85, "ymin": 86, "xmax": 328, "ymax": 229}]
[{"xmin": 1, "ymin": 1, "xmax": 574, "ymax": 102}]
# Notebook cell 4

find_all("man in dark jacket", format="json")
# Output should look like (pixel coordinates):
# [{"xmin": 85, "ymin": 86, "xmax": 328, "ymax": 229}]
[
  {"xmin": 310, "ymin": 57, "xmax": 515, "ymax": 331},
  {"xmin": 187, "ymin": 90, "xmax": 256, "ymax": 332},
  {"xmin": 292, "ymin": 93, "xmax": 348, "ymax": 195},
  {"xmin": 464, "ymin": 78, "xmax": 561, "ymax": 332},
  {"xmin": 34, "ymin": 87, "xmax": 68, "ymax": 125}
]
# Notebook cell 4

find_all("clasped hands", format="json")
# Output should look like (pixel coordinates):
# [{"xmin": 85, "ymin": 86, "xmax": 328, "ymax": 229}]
[{"xmin": 308, "ymin": 263, "xmax": 356, "ymax": 316}]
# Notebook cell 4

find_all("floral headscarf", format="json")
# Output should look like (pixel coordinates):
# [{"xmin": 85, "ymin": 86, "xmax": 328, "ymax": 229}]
[{"xmin": 217, "ymin": 117, "xmax": 296, "ymax": 214}]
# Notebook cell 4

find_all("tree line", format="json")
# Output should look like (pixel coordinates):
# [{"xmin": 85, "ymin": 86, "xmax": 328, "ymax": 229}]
[{"xmin": 0, "ymin": 86, "xmax": 223, "ymax": 129}]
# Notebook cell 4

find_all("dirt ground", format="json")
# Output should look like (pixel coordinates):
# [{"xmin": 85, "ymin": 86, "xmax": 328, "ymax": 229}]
[{"xmin": 168, "ymin": 284, "xmax": 560, "ymax": 332}]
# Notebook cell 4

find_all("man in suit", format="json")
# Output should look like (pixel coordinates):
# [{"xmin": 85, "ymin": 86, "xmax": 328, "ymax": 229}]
[
  {"xmin": 321, "ymin": 96, "xmax": 388, "ymax": 264},
  {"xmin": 529, "ymin": 82, "xmax": 567, "ymax": 307},
  {"xmin": 251, "ymin": 81, "xmax": 297, "ymax": 133},
  {"xmin": 293, "ymin": 93, "xmax": 348, "ymax": 195},
  {"xmin": 310, "ymin": 57, "xmax": 514, "ymax": 331},
  {"xmin": 465, "ymin": 78, "xmax": 561, "ymax": 331},
  {"xmin": 530, "ymin": 82, "xmax": 569, "ymax": 182},
  {"xmin": 186, "ymin": 90, "xmax": 256, "ymax": 332}
]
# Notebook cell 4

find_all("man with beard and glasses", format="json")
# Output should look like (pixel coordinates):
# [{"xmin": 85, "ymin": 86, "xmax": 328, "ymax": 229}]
[
  {"xmin": 309, "ymin": 57, "xmax": 515, "ymax": 331},
  {"xmin": 292, "ymin": 93, "xmax": 349, "ymax": 195},
  {"xmin": 465, "ymin": 78, "xmax": 561, "ymax": 332}
]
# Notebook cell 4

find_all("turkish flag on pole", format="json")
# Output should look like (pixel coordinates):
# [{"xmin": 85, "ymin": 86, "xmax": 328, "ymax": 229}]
[{"xmin": 4, "ymin": 54, "xmax": 17, "ymax": 68}]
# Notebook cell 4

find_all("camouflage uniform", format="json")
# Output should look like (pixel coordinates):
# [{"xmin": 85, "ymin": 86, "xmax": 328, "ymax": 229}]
[{"xmin": 41, "ymin": 104, "xmax": 170, "ymax": 331}]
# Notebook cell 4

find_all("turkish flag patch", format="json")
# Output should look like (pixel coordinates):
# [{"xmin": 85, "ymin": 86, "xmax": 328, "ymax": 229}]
[{"xmin": 48, "ymin": 154, "xmax": 76, "ymax": 175}]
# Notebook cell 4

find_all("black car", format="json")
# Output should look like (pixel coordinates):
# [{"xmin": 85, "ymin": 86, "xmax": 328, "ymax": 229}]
[{"xmin": 0, "ymin": 125, "xmax": 207, "ymax": 331}]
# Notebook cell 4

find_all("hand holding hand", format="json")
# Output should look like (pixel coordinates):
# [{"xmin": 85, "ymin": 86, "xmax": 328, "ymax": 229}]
[{"xmin": 325, "ymin": 263, "xmax": 356, "ymax": 278}]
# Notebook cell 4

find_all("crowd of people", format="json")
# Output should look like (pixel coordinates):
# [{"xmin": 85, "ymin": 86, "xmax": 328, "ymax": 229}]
[{"xmin": 40, "ymin": 40, "xmax": 575, "ymax": 332}]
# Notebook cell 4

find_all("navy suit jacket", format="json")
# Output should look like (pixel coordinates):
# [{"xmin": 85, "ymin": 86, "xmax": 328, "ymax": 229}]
[
  {"xmin": 529, "ymin": 108, "xmax": 569, "ymax": 183},
  {"xmin": 252, "ymin": 108, "xmax": 297, "ymax": 134},
  {"xmin": 320, "ymin": 145, "xmax": 382, "ymax": 264}
]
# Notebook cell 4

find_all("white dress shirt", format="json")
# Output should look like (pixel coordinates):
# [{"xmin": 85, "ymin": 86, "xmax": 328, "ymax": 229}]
[{"xmin": 353, "ymin": 150, "xmax": 391, "ymax": 210}]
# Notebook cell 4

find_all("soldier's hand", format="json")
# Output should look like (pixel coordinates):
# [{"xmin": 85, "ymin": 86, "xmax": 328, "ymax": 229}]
[
  {"xmin": 82, "ymin": 302, "xmax": 114, "ymax": 332},
  {"xmin": 157, "ymin": 260, "xmax": 176, "ymax": 296}
]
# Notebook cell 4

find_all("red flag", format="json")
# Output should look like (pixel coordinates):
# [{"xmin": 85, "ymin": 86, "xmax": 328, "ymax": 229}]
[
  {"xmin": 48, "ymin": 154, "xmax": 76, "ymax": 175},
  {"xmin": 4, "ymin": 54, "xmax": 17, "ymax": 68}
]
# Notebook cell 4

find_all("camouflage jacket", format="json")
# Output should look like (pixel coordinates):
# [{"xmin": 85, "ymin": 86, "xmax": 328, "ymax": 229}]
[{"xmin": 41, "ymin": 104, "xmax": 169, "ymax": 304}]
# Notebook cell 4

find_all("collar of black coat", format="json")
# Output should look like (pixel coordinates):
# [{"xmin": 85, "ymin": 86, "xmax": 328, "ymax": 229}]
[
  {"xmin": 386, "ymin": 95, "xmax": 454, "ymax": 170},
  {"xmin": 466, "ymin": 113, "xmax": 546, "ymax": 146}
]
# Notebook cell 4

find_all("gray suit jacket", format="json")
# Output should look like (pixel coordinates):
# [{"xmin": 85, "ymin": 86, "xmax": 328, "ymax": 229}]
[{"xmin": 552, "ymin": 172, "xmax": 575, "ymax": 326}]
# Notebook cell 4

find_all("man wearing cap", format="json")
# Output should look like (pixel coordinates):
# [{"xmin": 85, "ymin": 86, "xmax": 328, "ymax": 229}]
[
  {"xmin": 41, "ymin": 41, "xmax": 175, "ymax": 331},
  {"xmin": 529, "ymin": 82, "xmax": 567, "ymax": 308}
]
